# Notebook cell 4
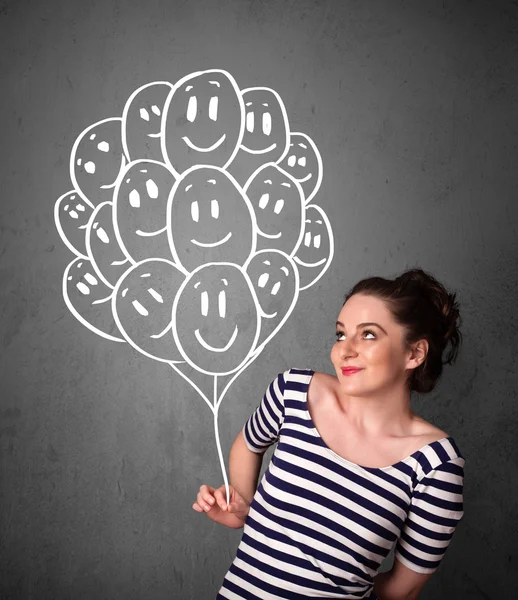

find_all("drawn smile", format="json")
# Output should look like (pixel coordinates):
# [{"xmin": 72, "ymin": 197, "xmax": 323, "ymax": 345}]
[
  {"xmin": 150, "ymin": 320, "xmax": 173, "ymax": 339},
  {"xmin": 147, "ymin": 132, "xmax": 161, "ymax": 138},
  {"xmin": 195, "ymin": 326, "xmax": 238, "ymax": 352},
  {"xmin": 295, "ymin": 172, "xmax": 312, "ymax": 183},
  {"xmin": 191, "ymin": 232, "xmax": 232, "ymax": 247},
  {"xmin": 293, "ymin": 256, "xmax": 326, "ymax": 268},
  {"xmin": 256, "ymin": 226, "xmax": 281, "ymax": 239},
  {"xmin": 100, "ymin": 156, "xmax": 127, "ymax": 189},
  {"xmin": 182, "ymin": 134, "xmax": 226, "ymax": 152},
  {"xmin": 136, "ymin": 225, "xmax": 168, "ymax": 237},
  {"xmin": 241, "ymin": 142, "xmax": 277, "ymax": 154}
]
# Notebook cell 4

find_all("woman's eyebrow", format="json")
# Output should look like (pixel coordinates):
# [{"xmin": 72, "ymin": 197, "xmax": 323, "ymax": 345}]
[{"xmin": 335, "ymin": 321, "xmax": 388, "ymax": 334}]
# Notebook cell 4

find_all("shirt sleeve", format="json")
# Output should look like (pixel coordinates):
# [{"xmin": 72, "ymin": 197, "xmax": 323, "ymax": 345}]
[
  {"xmin": 394, "ymin": 456, "xmax": 465, "ymax": 574},
  {"xmin": 242, "ymin": 371, "xmax": 287, "ymax": 453}
]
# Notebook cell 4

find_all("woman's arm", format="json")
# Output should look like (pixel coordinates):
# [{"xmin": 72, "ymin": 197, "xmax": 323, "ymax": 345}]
[
  {"xmin": 229, "ymin": 429, "xmax": 264, "ymax": 504},
  {"xmin": 192, "ymin": 430, "xmax": 265, "ymax": 528}
]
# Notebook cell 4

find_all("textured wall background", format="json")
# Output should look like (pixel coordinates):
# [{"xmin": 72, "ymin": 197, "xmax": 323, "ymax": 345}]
[{"xmin": 1, "ymin": 0, "xmax": 517, "ymax": 598}]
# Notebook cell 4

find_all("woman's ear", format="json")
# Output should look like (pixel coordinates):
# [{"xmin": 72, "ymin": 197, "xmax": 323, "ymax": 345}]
[{"xmin": 406, "ymin": 339, "xmax": 428, "ymax": 370}]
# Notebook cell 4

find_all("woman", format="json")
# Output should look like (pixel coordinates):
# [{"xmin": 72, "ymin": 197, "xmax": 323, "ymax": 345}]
[{"xmin": 193, "ymin": 268, "xmax": 465, "ymax": 600}]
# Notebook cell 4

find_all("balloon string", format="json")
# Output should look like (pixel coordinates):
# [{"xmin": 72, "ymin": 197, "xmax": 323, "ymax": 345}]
[
  {"xmin": 216, "ymin": 349, "xmax": 262, "ymax": 410},
  {"xmin": 168, "ymin": 362, "xmax": 213, "ymax": 413},
  {"xmin": 213, "ymin": 375, "xmax": 230, "ymax": 506}
]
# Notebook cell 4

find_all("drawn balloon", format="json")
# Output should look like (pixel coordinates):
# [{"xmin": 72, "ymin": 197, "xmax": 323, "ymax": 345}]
[
  {"xmin": 54, "ymin": 190, "xmax": 95, "ymax": 258},
  {"xmin": 122, "ymin": 81, "xmax": 174, "ymax": 163},
  {"xmin": 54, "ymin": 69, "xmax": 333, "ymax": 504},
  {"xmin": 114, "ymin": 159, "xmax": 176, "ymax": 263},
  {"xmin": 113, "ymin": 259, "xmax": 185, "ymax": 363}
]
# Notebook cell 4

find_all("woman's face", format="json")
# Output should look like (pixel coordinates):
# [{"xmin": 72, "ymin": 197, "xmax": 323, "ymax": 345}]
[{"xmin": 330, "ymin": 293, "xmax": 415, "ymax": 397}]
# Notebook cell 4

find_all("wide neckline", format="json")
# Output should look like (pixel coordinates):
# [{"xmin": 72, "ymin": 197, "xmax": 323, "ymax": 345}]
[{"xmin": 299, "ymin": 370, "xmax": 452, "ymax": 472}]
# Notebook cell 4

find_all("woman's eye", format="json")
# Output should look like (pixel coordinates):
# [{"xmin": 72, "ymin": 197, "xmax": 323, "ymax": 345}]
[
  {"xmin": 363, "ymin": 329, "xmax": 376, "ymax": 339},
  {"xmin": 335, "ymin": 331, "xmax": 345, "ymax": 341}
]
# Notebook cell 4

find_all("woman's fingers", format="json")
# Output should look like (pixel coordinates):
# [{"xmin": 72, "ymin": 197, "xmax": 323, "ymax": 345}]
[
  {"xmin": 214, "ymin": 487, "xmax": 228, "ymax": 511},
  {"xmin": 196, "ymin": 485, "xmax": 217, "ymax": 512}
]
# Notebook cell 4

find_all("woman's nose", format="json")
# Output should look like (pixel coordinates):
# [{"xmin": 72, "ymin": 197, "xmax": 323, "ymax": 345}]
[{"xmin": 338, "ymin": 338, "xmax": 358, "ymax": 358}]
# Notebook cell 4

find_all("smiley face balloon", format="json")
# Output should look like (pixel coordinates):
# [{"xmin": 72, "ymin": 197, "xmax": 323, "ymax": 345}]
[
  {"xmin": 162, "ymin": 69, "xmax": 245, "ymax": 176},
  {"xmin": 167, "ymin": 166, "xmax": 256, "ymax": 273},
  {"xmin": 54, "ymin": 190, "xmax": 95, "ymax": 258},
  {"xmin": 114, "ymin": 160, "xmax": 176, "ymax": 263},
  {"xmin": 70, "ymin": 118, "xmax": 126, "ymax": 208},
  {"xmin": 63, "ymin": 257, "xmax": 124, "ymax": 342},
  {"xmin": 293, "ymin": 204, "xmax": 334, "ymax": 290},
  {"xmin": 113, "ymin": 259, "xmax": 185, "ymax": 363},
  {"xmin": 86, "ymin": 202, "xmax": 130, "ymax": 288},
  {"xmin": 173, "ymin": 263, "xmax": 259, "ymax": 375},
  {"xmin": 244, "ymin": 163, "xmax": 304, "ymax": 256},
  {"xmin": 228, "ymin": 87, "xmax": 290, "ymax": 186},
  {"xmin": 245, "ymin": 250, "xmax": 298, "ymax": 352},
  {"xmin": 278, "ymin": 132, "xmax": 323, "ymax": 204},
  {"xmin": 122, "ymin": 81, "xmax": 174, "ymax": 162}
]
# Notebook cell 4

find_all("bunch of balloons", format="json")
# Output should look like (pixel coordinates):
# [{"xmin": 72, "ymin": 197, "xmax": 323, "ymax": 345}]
[{"xmin": 54, "ymin": 69, "xmax": 334, "ymax": 496}]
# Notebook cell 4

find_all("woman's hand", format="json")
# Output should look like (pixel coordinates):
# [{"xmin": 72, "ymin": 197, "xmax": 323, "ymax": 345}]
[{"xmin": 193, "ymin": 484, "xmax": 250, "ymax": 529}]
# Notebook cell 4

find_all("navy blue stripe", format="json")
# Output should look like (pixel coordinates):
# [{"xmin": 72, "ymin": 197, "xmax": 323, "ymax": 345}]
[
  {"xmin": 270, "ymin": 453, "xmax": 405, "ymax": 532},
  {"xmin": 395, "ymin": 544, "xmax": 440, "ymax": 571},
  {"xmin": 258, "ymin": 476, "xmax": 383, "ymax": 569},
  {"xmin": 276, "ymin": 439, "xmax": 412, "ymax": 512},
  {"xmin": 240, "ymin": 531, "xmax": 365, "ymax": 589},
  {"xmin": 400, "ymin": 514, "xmax": 455, "ymax": 541},
  {"xmin": 227, "ymin": 562, "xmax": 317, "ymax": 599},
  {"xmin": 236, "ymin": 545, "xmax": 356, "ymax": 595},
  {"xmin": 244, "ymin": 514, "xmax": 372, "ymax": 584},
  {"xmin": 397, "ymin": 529, "xmax": 446, "ymax": 556}
]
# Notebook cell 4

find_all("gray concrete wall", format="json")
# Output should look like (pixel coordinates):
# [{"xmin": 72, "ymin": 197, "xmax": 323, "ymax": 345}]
[{"xmin": 1, "ymin": 0, "xmax": 517, "ymax": 598}]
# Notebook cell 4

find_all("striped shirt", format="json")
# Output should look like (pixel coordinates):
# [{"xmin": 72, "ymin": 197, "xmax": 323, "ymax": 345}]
[{"xmin": 217, "ymin": 368, "xmax": 465, "ymax": 599}]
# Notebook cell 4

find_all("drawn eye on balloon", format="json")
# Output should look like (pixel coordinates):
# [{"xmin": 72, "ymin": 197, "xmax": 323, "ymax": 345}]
[
  {"xmin": 244, "ymin": 163, "xmax": 304, "ymax": 256},
  {"xmin": 228, "ymin": 87, "xmax": 290, "ymax": 186},
  {"xmin": 113, "ymin": 160, "xmax": 176, "ymax": 264},
  {"xmin": 122, "ymin": 81, "xmax": 174, "ymax": 163},
  {"xmin": 278, "ymin": 132, "xmax": 322, "ymax": 205},
  {"xmin": 113, "ymin": 259, "xmax": 185, "ymax": 363},
  {"xmin": 245, "ymin": 250, "xmax": 298, "ymax": 353},
  {"xmin": 172, "ymin": 263, "xmax": 260, "ymax": 375},
  {"xmin": 162, "ymin": 69, "xmax": 245, "ymax": 177},
  {"xmin": 54, "ymin": 191, "xmax": 95, "ymax": 258},
  {"xmin": 167, "ymin": 165, "xmax": 256, "ymax": 273},
  {"xmin": 293, "ymin": 204, "xmax": 334, "ymax": 290},
  {"xmin": 70, "ymin": 118, "xmax": 127, "ymax": 208},
  {"xmin": 63, "ymin": 257, "xmax": 124, "ymax": 342},
  {"xmin": 86, "ymin": 202, "xmax": 130, "ymax": 288}
]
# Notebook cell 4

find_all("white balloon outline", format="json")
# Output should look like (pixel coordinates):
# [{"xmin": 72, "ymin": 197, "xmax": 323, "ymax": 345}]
[
  {"xmin": 112, "ymin": 158, "xmax": 177, "ymax": 266},
  {"xmin": 239, "ymin": 86, "xmax": 290, "ymax": 163},
  {"xmin": 85, "ymin": 201, "xmax": 130, "ymax": 289},
  {"xmin": 171, "ymin": 261, "xmax": 261, "ymax": 376},
  {"xmin": 294, "ymin": 203, "xmax": 334, "ymax": 291},
  {"xmin": 63, "ymin": 256, "xmax": 125, "ymax": 343},
  {"xmin": 166, "ymin": 164, "xmax": 258, "ymax": 275},
  {"xmin": 243, "ymin": 248, "xmax": 300, "ymax": 354},
  {"xmin": 243, "ymin": 162, "xmax": 305, "ymax": 258},
  {"xmin": 55, "ymin": 69, "xmax": 334, "ymax": 506},
  {"xmin": 70, "ymin": 117, "xmax": 127, "ymax": 208},
  {"xmin": 160, "ymin": 69, "xmax": 245, "ymax": 178},
  {"xmin": 54, "ymin": 190, "xmax": 92, "ymax": 259},
  {"xmin": 282, "ymin": 132, "xmax": 323, "ymax": 205},
  {"xmin": 121, "ymin": 81, "xmax": 174, "ymax": 163},
  {"xmin": 112, "ymin": 257, "xmax": 186, "ymax": 365}
]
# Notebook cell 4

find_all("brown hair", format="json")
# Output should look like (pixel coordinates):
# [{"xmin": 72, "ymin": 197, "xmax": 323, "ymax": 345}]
[{"xmin": 343, "ymin": 268, "xmax": 462, "ymax": 393}]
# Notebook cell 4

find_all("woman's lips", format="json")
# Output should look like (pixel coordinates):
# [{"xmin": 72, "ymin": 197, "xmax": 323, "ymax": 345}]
[{"xmin": 341, "ymin": 367, "xmax": 363, "ymax": 376}]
